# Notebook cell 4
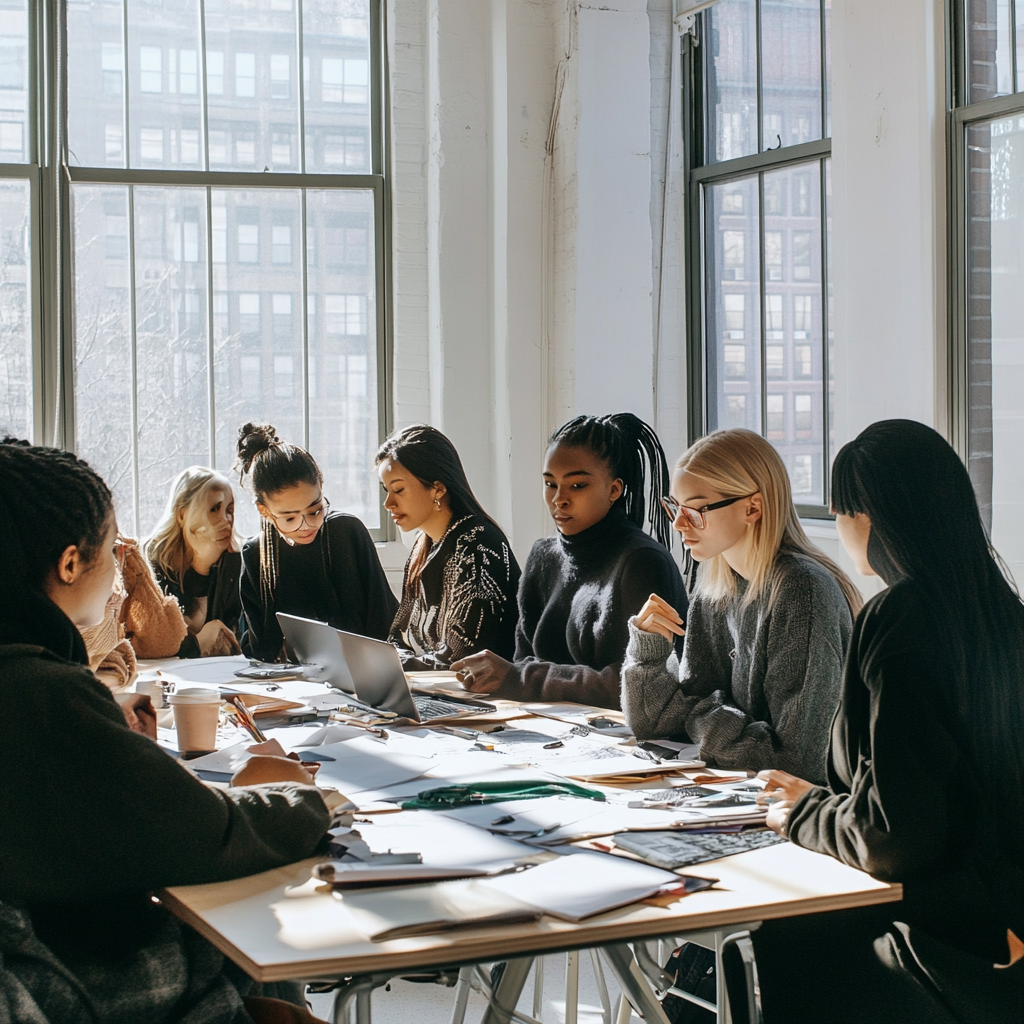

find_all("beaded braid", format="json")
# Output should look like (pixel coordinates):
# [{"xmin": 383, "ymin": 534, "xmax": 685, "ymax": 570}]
[
  {"xmin": 547, "ymin": 413, "xmax": 673, "ymax": 549},
  {"xmin": 0, "ymin": 438, "xmax": 113, "ymax": 585}
]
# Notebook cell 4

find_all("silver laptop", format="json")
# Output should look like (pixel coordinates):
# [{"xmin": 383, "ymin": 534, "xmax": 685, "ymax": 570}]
[{"xmin": 277, "ymin": 613, "xmax": 495, "ymax": 723}]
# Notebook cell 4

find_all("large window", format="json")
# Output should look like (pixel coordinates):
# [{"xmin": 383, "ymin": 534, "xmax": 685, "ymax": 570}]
[
  {"xmin": 685, "ymin": 0, "xmax": 832, "ymax": 514},
  {"xmin": 951, "ymin": 1, "xmax": 1024, "ymax": 583},
  {"xmin": 0, "ymin": 0, "xmax": 387, "ymax": 539}
]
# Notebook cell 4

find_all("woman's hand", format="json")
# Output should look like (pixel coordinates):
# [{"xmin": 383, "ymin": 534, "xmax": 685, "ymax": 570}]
[
  {"xmin": 230, "ymin": 755, "xmax": 317, "ymax": 787},
  {"xmin": 115, "ymin": 692, "xmax": 157, "ymax": 740},
  {"xmin": 757, "ymin": 769, "xmax": 816, "ymax": 837},
  {"xmin": 634, "ymin": 593, "xmax": 685, "ymax": 643},
  {"xmin": 188, "ymin": 525, "xmax": 230, "ymax": 575},
  {"xmin": 451, "ymin": 651, "xmax": 514, "ymax": 694},
  {"xmin": 195, "ymin": 619, "xmax": 241, "ymax": 657}
]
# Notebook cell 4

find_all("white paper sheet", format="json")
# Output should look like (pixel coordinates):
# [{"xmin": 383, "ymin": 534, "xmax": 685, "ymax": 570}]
[{"xmin": 480, "ymin": 849, "xmax": 677, "ymax": 921}]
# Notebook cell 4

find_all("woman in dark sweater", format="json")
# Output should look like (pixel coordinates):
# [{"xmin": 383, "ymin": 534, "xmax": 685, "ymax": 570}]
[
  {"xmin": 755, "ymin": 420, "xmax": 1024, "ymax": 1023},
  {"xmin": 454, "ymin": 413, "xmax": 687, "ymax": 709},
  {"xmin": 146, "ymin": 465, "xmax": 244, "ymax": 658},
  {"xmin": 236, "ymin": 423, "xmax": 398, "ymax": 662},
  {"xmin": 0, "ymin": 440, "xmax": 331, "ymax": 1024},
  {"xmin": 377, "ymin": 424, "xmax": 520, "ymax": 668}
]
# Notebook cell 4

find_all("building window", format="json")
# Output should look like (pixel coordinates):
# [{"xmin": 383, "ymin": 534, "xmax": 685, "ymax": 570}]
[
  {"xmin": 0, "ymin": 1, "xmax": 387, "ymax": 541},
  {"xmin": 951, "ymin": 1, "xmax": 1024, "ymax": 583},
  {"xmin": 689, "ymin": 0, "xmax": 831, "ymax": 512}
]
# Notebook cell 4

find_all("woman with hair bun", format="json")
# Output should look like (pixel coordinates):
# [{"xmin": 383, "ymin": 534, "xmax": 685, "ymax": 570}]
[
  {"xmin": 146, "ymin": 465, "xmax": 244, "ymax": 658},
  {"xmin": 236, "ymin": 423, "xmax": 397, "ymax": 662},
  {"xmin": 622, "ymin": 428, "xmax": 859, "ymax": 784},
  {"xmin": 376, "ymin": 424, "xmax": 520, "ymax": 668},
  {"xmin": 454, "ymin": 412, "xmax": 687, "ymax": 709}
]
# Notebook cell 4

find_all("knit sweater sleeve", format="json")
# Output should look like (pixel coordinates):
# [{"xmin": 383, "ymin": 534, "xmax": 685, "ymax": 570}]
[
  {"xmin": 0, "ymin": 652, "xmax": 330, "ymax": 906},
  {"xmin": 120, "ymin": 546, "xmax": 188, "ymax": 659},
  {"xmin": 685, "ymin": 562, "xmax": 850, "ymax": 782}
]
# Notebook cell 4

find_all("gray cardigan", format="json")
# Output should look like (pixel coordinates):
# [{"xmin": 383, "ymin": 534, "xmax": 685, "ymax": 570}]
[{"xmin": 620, "ymin": 551, "xmax": 853, "ymax": 784}]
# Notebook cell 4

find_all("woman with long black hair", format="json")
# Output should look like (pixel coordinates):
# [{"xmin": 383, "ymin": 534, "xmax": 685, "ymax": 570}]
[
  {"xmin": 454, "ymin": 412, "xmax": 687, "ymax": 709},
  {"xmin": 377, "ymin": 424, "xmax": 520, "ymax": 668},
  {"xmin": 754, "ymin": 419, "xmax": 1024, "ymax": 1023},
  {"xmin": 236, "ymin": 423, "xmax": 397, "ymax": 662}
]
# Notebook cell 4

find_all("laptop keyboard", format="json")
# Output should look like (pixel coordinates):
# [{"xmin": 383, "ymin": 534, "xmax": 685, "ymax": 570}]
[{"xmin": 412, "ymin": 694, "xmax": 483, "ymax": 720}]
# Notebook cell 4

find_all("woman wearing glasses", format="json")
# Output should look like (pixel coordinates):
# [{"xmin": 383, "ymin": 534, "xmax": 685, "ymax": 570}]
[
  {"xmin": 454, "ymin": 413, "xmax": 687, "ymax": 709},
  {"xmin": 146, "ymin": 466, "xmax": 244, "ymax": 659},
  {"xmin": 622, "ymin": 428, "xmax": 861, "ymax": 784},
  {"xmin": 236, "ymin": 422, "xmax": 397, "ymax": 662}
]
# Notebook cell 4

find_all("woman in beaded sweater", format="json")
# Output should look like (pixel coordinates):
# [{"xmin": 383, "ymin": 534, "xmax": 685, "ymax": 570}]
[
  {"xmin": 454, "ymin": 413, "xmax": 687, "ymax": 710},
  {"xmin": 621, "ymin": 428, "xmax": 861, "ymax": 784},
  {"xmin": 377, "ymin": 424, "xmax": 520, "ymax": 669}
]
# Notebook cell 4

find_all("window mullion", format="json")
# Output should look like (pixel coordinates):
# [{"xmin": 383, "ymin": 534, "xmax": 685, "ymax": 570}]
[
  {"xmin": 755, "ymin": 0, "xmax": 763, "ymax": 154},
  {"xmin": 757, "ymin": 171, "xmax": 767, "ymax": 438},
  {"xmin": 126, "ymin": 184, "xmax": 141, "ymax": 534},
  {"xmin": 819, "ymin": 157, "xmax": 830, "ymax": 509},
  {"xmin": 121, "ymin": 0, "xmax": 131, "ymax": 169},
  {"xmin": 295, "ymin": 0, "xmax": 306, "ymax": 175},
  {"xmin": 300, "ymin": 189, "xmax": 310, "ymax": 450},
  {"xmin": 205, "ymin": 187, "xmax": 216, "ymax": 467},
  {"xmin": 199, "ymin": 0, "xmax": 210, "ymax": 172}
]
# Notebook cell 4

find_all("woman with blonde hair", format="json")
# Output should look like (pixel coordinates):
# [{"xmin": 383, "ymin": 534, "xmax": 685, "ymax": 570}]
[
  {"xmin": 146, "ymin": 466, "xmax": 244, "ymax": 658},
  {"xmin": 621, "ymin": 428, "xmax": 860, "ymax": 784}
]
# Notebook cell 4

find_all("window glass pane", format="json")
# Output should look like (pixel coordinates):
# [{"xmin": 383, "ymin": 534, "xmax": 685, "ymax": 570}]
[
  {"xmin": 706, "ymin": 178, "xmax": 761, "ymax": 434},
  {"xmin": 966, "ymin": 115, "xmax": 1024, "ymax": 584},
  {"xmin": 71, "ymin": 185, "xmax": 136, "ymax": 532},
  {"xmin": 0, "ymin": 178, "xmax": 32, "ymax": 439},
  {"xmin": 306, "ymin": 189, "xmax": 378, "ymax": 527},
  {"xmin": 760, "ymin": 0, "xmax": 822, "ymax": 150},
  {"xmin": 212, "ymin": 188, "xmax": 304, "ymax": 539},
  {"xmin": 129, "ymin": 188, "xmax": 211, "ymax": 535},
  {"xmin": 967, "ymin": 0, "xmax": 1015, "ymax": 103},
  {"xmin": 126, "ymin": 0, "xmax": 204, "ymax": 169},
  {"xmin": 68, "ymin": 0, "xmax": 127, "ymax": 168},
  {"xmin": 205, "ymin": 0, "xmax": 300, "ymax": 172},
  {"xmin": 0, "ymin": 0, "xmax": 29, "ymax": 164},
  {"xmin": 764, "ymin": 161, "xmax": 823, "ymax": 505},
  {"xmin": 706, "ymin": 0, "xmax": 757, "ymax": 164},
  {"xmin": 303, "ymin": 0, "xmax": 372, "ymax": 173}
]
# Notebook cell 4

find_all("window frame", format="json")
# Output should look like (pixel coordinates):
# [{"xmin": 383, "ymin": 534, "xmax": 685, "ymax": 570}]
[
  {"xmin": 21, "ymin": 0, "xmax": 393, "ymax": 541},
  {"xmin": 683, "ymin": 0, "xmax": 833, "ymax": 518},
  {"xmin": 947, "ymin": 0, "xmax": 1024, "ymax": 470}
]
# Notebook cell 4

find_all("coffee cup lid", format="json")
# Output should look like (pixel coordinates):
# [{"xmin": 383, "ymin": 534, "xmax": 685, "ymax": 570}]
[{"xmin": 169, "ymin": 687, "xmax": 222, "ymax": 704}]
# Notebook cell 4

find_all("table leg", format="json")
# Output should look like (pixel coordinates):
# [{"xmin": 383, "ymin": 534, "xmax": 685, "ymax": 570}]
[
  {"xmin": 479, "ymin": 957, "xmax": 535, "ymax": 1024},
  {"xmin": 565, "ymin": 951, "xmax": 579, "ymax": 1024},
  {"xmin": 532, "ymin": 956, "xmax": 544, "ymax": 1021},
  {"xmin": 589, "ymin": 948, "xmax": 611, "ymax": 1024},
  {"xmin": 599, "ymin": 945, "xmax": 671, "ymax": 1024}
]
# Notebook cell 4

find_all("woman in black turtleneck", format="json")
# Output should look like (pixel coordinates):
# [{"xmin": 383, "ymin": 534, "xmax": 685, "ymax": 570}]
[{"xmin": 453, "ymin": 413, "xmax": 687, "ymax": 709}]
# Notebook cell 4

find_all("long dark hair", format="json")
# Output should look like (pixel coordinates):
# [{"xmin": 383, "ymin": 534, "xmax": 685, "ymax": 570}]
[
  {"xmin": 376, "ymin": 424, "xmax": 496, "ymax": 588},
  {"xmin": 832, "ymin": 419, "xmax": 1024, "ymax": 887},
  {"xmin": 547, "ymin": 413, "xmax": 673, "ymax": 548},
  {"xmin": 0, "ymin": 438, "xmax": 114, "ymax": 651}
]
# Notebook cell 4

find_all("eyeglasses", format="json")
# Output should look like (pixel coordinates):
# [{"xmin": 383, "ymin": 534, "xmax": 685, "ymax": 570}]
[
  {"xmin": 265, "ymin": 497, "xmax": 331, "ymax": 534},
  {"xmin": 661, "ymin": 493, "xmax": 758, "ymax": 530}
]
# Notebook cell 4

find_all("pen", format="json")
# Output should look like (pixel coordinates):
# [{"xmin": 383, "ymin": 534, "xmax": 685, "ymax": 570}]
[{"xmin": 227, "ymin": 696, "xmax": 268, "ymax": 743}]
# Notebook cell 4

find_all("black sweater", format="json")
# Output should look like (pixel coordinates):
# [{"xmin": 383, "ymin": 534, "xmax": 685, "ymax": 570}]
[
  {"xmin": 240, "ymin": 512, "xmax": 398, "ymax": 662},
  {"xmin": 390, "ymin": 514, "xmax": 521, "ymax": 667},
  {"xmin": 0, "ymin": 602, "xmax": 329, "ymax": 962},
  {"xmin": 497, "ymin": 505, "xmax": 688, "ymax": 709},
  {"xmin": 153, "ymin": 549, "xmax": 242, "ymax": 658},
  {"xmin": 787, "ymin": 580, "xmax": 1023, "ymax": 964}
]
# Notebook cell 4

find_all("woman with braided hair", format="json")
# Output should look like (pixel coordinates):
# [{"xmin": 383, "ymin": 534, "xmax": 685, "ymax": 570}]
[
  {"xmin": 453, "ymin": 412, "xmax": 687, "ymax": 709},
  {"xmin": 236, "ymin": 423, "xmax": 397, "ymax": 662},
  {"xmin": 0, "ymin": 439, "xmax": 333, "ymax": 1023}
]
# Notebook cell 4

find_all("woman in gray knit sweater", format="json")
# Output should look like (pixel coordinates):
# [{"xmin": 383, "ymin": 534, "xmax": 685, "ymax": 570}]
[{"xmin": 620, "ymin": 429, "xmax": 861, "ymax": 785}]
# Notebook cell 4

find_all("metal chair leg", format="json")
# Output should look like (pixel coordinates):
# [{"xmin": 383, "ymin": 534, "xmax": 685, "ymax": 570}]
[
  {"xmin": 450, "ymin": 966, "xmax": 475, "ymax": 1024},
  {"xmin": 480, "ymin": 957, "xmax": 535, "ymax": 1024},
  {"xmin": 532, "ymin": 956, "xmax": 544, "ymax": 1021},
  {"xmin": 589, "ymin": 948, "xmax": 612, "ymax": 1024}
]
